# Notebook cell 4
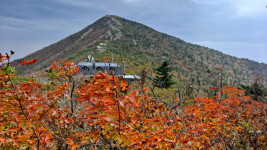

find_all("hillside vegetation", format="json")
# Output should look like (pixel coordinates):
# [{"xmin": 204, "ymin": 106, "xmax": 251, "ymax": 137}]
[{"xmin": 12, "ymin": 15, "xmax": 267, "ymax": 89}]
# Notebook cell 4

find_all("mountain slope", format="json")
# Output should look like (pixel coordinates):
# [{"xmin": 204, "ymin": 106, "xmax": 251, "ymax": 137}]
[{"xmin": 13, "ymin": 15, "xmax": 267, "ymax": 86}]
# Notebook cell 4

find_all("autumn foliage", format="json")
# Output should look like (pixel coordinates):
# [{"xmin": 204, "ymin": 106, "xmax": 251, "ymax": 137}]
[
  {"xmin": 0, "ymin": 51, "xmax": 266, "ymax": 149},
  {"xmin": 20, "ymin": 58, "xmax": 39, "ymax": 65}
]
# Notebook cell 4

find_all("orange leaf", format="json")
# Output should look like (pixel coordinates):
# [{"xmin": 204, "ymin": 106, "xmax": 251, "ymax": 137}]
[
  {"xmin": 168, "ymin": 113, "xmax": 174, "ymax": 116},
  {"xmin": 129, "ymin": 97, "xmax": 139, "ymax": 107},
  {"xmin": 45, "ymin": 135, "xmax": 52, "ymax": 141},
  {"xmin": 71, "ymin": 145, "xmax": 78, "ymax": 150},
  {"xmin": 20, "ymin": 58, "xmax": 38, "ymax": 65},
  {"xmin": 105, "ymin": 84, "xmax": 111, "ymax": 92},
  {"xmin": 52, "ymin": 110, "xmax": 57, "ymax": 116},
  {"xmin": 121, "ymin": 80, "xmax": 127, "ymax": 91}
]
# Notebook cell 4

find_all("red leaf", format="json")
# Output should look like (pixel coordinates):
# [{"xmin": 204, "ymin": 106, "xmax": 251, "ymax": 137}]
[
  {"xmin": 210, "ymin": 87, "xmax": 217, "ymax": 90},
  {"xmin": 2, "ymin": 56, "xmax": 8, "ymax": 60},
  {"xmin": 20, "ymin": 58, "xmax": 38, "ymax": 65}
]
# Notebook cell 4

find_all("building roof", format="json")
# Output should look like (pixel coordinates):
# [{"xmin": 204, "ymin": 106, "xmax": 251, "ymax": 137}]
[
  {"xmin": 122, "ymin": 75, "xmax": 140, "ymax": 79},
  {"xmin": 77, "ymin": 62, "xmax": 121, "ymax": 67}
]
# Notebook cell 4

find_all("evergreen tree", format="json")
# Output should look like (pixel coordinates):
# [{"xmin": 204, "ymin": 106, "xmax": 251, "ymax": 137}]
[
  {"xmin": 240, "ymin": 75, "xmax": 266, "ymax": 102},
  {"xmin": 155, "ymin": 61, "xmax": 174, "ymax": 88}
]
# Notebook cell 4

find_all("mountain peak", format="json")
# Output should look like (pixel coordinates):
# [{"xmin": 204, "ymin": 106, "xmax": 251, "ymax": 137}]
[
  {"xmin": 79, "ymin": 15, "xmax": 123, "ymax": 40},
  {"xmin": 12, "ymin": 15, "xmax": 267, "ymax": 86},
  {"xmin": 102, "ymin": 15, "xmax": 121, "ymax": 19},
  {"xmin": 93, "ymin": 15, "xmax": 123, "ymax": 27}
]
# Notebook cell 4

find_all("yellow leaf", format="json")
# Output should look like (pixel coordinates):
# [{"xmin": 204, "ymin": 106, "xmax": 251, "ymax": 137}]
[{"xmin": 116, "ymin": 137, "xmax": 123, "ymax": 144}]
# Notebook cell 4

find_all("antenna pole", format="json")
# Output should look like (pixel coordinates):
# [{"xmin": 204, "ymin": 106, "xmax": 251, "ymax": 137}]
[{"xmin": 112, "ymin": 53, "xmax": 113, "ymax": 63}]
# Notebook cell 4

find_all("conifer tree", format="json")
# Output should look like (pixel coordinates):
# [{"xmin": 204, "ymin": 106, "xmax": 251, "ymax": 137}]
[
  {"xmin": 240, "ymin": 75, "xmax": 266, "ymax": 102},
  {"xmin": 155, "ymin": 61, "xmax": 174, "ymax": 88}
]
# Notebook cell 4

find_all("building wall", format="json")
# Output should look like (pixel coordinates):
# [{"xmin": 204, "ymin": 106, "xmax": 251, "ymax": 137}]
[{"xmin": 78, "ymin": 63, "xmax": 123, "ymax": 75}]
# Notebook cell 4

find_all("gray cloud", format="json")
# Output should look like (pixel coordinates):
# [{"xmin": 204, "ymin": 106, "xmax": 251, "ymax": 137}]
[{"xmin": 0, "ymin": 0, "xmax": 266, "ymax": 63}]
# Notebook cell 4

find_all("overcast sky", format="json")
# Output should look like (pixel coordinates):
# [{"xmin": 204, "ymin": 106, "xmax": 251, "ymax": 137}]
[{"xmin": 0, "ymin": 0, "xmax": 266, "ymax": 63}]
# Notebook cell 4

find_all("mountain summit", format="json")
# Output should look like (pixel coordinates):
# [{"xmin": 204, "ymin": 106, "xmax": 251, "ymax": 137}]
[{"xmin": 13, "ymin": 15, "xmax": 267, "ymax": 86}]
